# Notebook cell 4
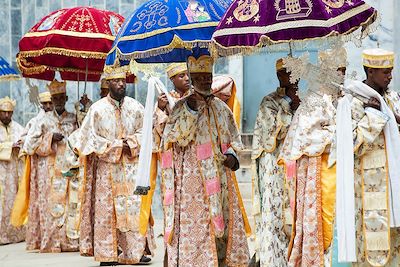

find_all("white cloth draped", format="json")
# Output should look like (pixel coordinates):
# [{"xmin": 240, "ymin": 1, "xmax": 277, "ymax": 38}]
[
  {"xmin": 135, "ymin": 77, "xmax": 174, "ymax": 190},
  {"xmin": 336, "ymin": 80, "xmax": 400, "ymax": 262}
]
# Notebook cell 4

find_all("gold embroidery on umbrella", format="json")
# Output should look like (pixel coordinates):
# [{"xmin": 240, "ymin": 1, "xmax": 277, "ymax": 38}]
[
  {"xmin": 274, "ymin": 0, "xmax": 313, "ymax": 21},
  {"xmin": 322, "ymin": 0, "xmax": 345, "ymax": 9},
  {"xmin": 233, "ymin": 0, "xmax": 260, "ymax": 22}
]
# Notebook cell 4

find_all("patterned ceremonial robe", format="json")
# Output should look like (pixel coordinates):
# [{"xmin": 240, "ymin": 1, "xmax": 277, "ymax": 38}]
[
  {"xmin": 161, "ymin": 96, "xmax": 250, "ymax": 266},
  {"xmin": 0, "ymin": 120, "xmax": 25, "ymax": 244},
  {"xmin": 71, "ymin": 95, "xmax": 155, "ymax": 264},
  {"xmin": 347, "ymin": 92, "xmax": 400, "ymax": 267},
  {"xmin": 19, "ymin": 109, "xmax": 45, "ymax": 146},
  {"xmin": 278, "ymin": 93, "xmax": 337, "ymax": 267},
  {"xmin": 23, "ymin": 110, "xmax": 78, "ymax": 252},
  {"xmin": 251, "ymin": 91, "xmax": 293, "ymax": 266}
]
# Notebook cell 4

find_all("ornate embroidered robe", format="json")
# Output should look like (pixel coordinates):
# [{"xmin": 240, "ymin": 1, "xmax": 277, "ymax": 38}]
[
  {"xmin": 251, "ymin": 91, "xmax": 293, "ymax": 266},
  {"xmin": 0, "ymin": 120, "xmax": 25, "ymax": 244},
  {"xmin": 278, "ymin": 93, "xmax": 337, "ymax": 267},
  {"xmin": 70, "ymin": 96, "xmax": 155, "ymax": 264},
  {"xmin": 349, "ymin": 93, "xmax": 400, "ymax": 267},
  {"xmin": 161, "ymin": 96, "xmax": 250, "ymax": 266},
  {"xmin": 23, "ymin": 110, "xmax": 78, "ymax": 252}
]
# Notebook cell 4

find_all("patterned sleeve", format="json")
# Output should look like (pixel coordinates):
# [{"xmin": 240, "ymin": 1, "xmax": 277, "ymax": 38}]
[
  {"xmin": 352, "ymin": 98, "xmax": 388, "ymax": 157},
  {"xmin": 252, "ymin": 95, "xmax": 290, "ymax": 160}
]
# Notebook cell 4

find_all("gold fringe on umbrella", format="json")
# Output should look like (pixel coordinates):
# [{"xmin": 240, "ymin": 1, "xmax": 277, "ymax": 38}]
[
  {"xmin": 19, "ymin": 47, "xmax": 108, "ymax": 60},
  {"xmin": 17, "ymin": 55, "xmax": 103, "ymax": 76}
]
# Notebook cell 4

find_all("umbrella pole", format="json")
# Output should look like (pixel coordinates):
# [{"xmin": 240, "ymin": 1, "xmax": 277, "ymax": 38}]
[
  {"xmin": 288, "ymin": 42, "xmax": 293, "ymax": 57},
  {"xmin": 84, "ymin": 59, "xmax": 88, "ymax": 95},
  {"xmin": 186, "ymin": 57, "xmax": 193, "ymax": 93},
  {"xmin": 77, "ymin": 72, "xmax": 80, "ymax": 100}
]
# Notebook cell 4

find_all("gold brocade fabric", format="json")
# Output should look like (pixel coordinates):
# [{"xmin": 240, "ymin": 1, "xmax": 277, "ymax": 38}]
[
  {"xmin": 320, "ymin": 153, "xmax": 336, "ymax": 251},
  {"xmin": 0, "ymin": 121, "xmax": 25, "ymax": 244}
]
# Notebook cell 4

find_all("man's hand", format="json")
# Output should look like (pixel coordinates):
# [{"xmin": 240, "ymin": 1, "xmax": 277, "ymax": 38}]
[
  {"xmin": 395, "ymin": 113, "xmax": 400, "ymax": 124},
  {"xmin": 12, "ymin": 140, "xmax": 22, "ymax": 148},
  {"xmin": 364, "ymin": 97, "xmax": 381, "ymax": 110},
  {"xmin": 52, "ymin": 133, "xmax": 64, "ymax": 143},
  {"xmin": 157, "ymin": 93, "xmax": 169, "ymax": 111},
  {"xmin": 286, "ymin": 85, "xmax": 300, "ymax": 111},
  {"xmin": 122, "ymin": 140, "xmax": 132, "ymax": 157},
  {"xmin": 223, "ymin": 154, "xmax": 238, "ymax": 171},
  {"xmin": 80, "ymin": 94, "xmax": 91, "ymax": 106},
  {"xmin": 186, "ymin": 92, "xmax": 205, "ymax": 111}
]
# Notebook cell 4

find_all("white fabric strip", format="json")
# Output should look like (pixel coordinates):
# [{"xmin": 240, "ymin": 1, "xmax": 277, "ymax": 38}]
[
  {"xmin": 135, "ymin": 77, "xmax": 174, "ymax": 190},
  {"xmin": 336, "ymin": 93, "xmax": 356, "ymax": 262}
]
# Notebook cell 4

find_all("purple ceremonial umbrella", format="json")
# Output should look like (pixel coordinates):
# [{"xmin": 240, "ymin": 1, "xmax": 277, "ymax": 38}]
[{"xmin": 212, "ymin": 0, "xmax": 377, "ymax": 56}]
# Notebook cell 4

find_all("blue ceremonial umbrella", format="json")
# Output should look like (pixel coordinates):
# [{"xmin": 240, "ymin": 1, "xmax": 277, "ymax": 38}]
[
  {"xmin": 0, "ymin": 56, "xmax": 20, "ymax": 81},
  {"xmin": 105, "ymin": 0, "xmax": 232, "ymax": 65}
]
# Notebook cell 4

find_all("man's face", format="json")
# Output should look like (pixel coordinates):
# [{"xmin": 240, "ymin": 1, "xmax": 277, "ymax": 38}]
[
  {"xmin": 108, "ymin": 78, "xmax": 126, "ymax": 101},
  {"xmin": 171, "ymin": 71, "xmax": 190, "ymax": 93},
  {"xmin": 369, "ymin": 67, "xmax": 393, "ymax": 90},
  {"xmin": 100, "ymin": 87, "xmax": 109, "ymax": 98},
  {"xmin": 51, "ymin": 93, "xmax": 67, "ymax": 114},
  {"xmin": 190, "ymin": 72, "xmax": 213, "ymax": 96},
  {"xmin": 41, "ymin": 101, "xmax": 54, "ymax": 112},
  {"xmin": 0, "ymin": 111, "xmax": 13, "ymax": 125}
]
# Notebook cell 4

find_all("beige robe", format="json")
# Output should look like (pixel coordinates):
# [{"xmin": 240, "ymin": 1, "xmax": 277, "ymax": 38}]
[
  {"xmin": 70, "ymin": 96, "xmax": 155, "ymax": 264},
  {"xmin": 349, "ymin": 94, "xmax": 400, "ymax": 267},
  {"xmin": 0, "ymin": 120, "xmax": 25, "ymax": 244},
  {"xmin": 23, "ymin": 110, "xmax": 78, "ymax": 252},
  {"xmin": 251, "ymin": 91, "xmax": 293, "ymax": 266},
  {"xmin": 161, "ymin": 96, "xmax": 250, "ymax": 266}
]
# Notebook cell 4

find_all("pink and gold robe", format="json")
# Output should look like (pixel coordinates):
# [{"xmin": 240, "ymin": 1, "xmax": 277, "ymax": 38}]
[
  {"xmin": 161, "ymin": 96, "xmax": 250, "ymax": 266},
  {"xmin": 278, "ymin": 93, "xmax": 336, "ymax": 267},
  {"xmin": 252, "ymin": 91, "xmax": 293, "ymax": 266},
  {"xmin": 71, "ymin": 96, "xmax": 155, "ymax": 264},
  {"xmin": 23, "ymin": 110, "xmax": 78, "ymax": 252},
  {"xmin": 0, "ymin": 120, "xmax": 25, "ymax": 244}
]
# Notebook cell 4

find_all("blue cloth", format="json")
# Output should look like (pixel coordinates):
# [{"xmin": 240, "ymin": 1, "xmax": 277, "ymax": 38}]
[
  {"xmin": 105, "ymin": 0, "xmax": 232, "ymax": 65},
  {"xmin": 0, "ymin": 56, "xmax": 20, "ymax": 80}
]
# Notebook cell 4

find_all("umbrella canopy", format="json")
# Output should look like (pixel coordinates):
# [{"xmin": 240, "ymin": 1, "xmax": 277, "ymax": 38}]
[
  {"xmin": 18, "ymin": 6, "xmax": 124, "ymax": 81},
  {"xmin": 0, "ymin": 57, "xmax": 20, "ymax": 81},
  {"xmin": 106, "ymin": 0, "xmax": 233, "ymax": 65},
  {"xmin": 212, "ymin": 0, "xmax": 377, "ymax": 56}
]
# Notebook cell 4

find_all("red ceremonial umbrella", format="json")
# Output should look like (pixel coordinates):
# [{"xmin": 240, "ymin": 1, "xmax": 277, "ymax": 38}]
[{"xmin": 17, "ymin": 6, "xmax": 125, "ymax": 83}]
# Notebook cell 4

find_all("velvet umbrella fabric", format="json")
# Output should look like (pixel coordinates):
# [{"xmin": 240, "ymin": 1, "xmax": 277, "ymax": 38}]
[
  {"xmin": 212, "ymin": 0, "xmax": 377, "ymax": 56},
  {"xmin": 105, "ymin": 0, "xmax": 233, "ymax": 65},
  {"xmin": 17, "ymin": 6, "xmax": 124, "ymax": 81},
  {"xmin": 0, "ymin": 56, "xmax": 20, "ymax": 81}
]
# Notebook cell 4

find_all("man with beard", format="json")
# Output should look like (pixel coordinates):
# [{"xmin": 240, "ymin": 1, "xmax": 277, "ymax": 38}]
[
  {"xmin": 22, "ymin": 80, "xmax": 78, "ymax": 252},
  {"xmin": 251, "ymin": 58, "xmax": 300, "ymax": 266},
  {"xmin": 335, "ymin": 48, "xmax": 400, "ymax": 266},
  {"xmin": 160, "ymin": 55, "xmax": 250, "ymax": 266},
  {"xmin": 0, "ymin": 97, "xmax": 25, "ymax": 245},
  {"xmin": 69, "ymin": 65, "xmax": 154, "ymax": 266}
]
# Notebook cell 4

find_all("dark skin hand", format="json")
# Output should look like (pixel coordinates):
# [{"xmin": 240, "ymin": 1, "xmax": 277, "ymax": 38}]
[
  {"xmin": 364, "ymin": 97, "xmax": 381, "ymax": 110},
  {"xmin": 122, "ymin": 140, "xmax": 132, "ymax": 157},
  {"xmin": 13, "ymin": 140, "xmax": 22, "ymax": 148},
  {"xmin": 286, "ymin": 85, "xmax": 300, "ymax": 110},
  {"xmin": 395, "ymin": 114, "xmax": 400, "ymax": 124},
  {"xmin": 157, "ymin": 93, "xmax": 168, "ymax": 111},
  {"xmin": 52, "ymin": 133, "xmax": 64, "ymax": 143},
  {"xmin": 223, "ymin": 154, "xmax": 238, "ymax": 170}
]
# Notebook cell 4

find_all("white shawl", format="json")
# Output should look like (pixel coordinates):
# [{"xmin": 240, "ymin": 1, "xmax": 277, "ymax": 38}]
[{"xmin": 336, "ymin": 80, "xmax": 400, "ymax": 262}]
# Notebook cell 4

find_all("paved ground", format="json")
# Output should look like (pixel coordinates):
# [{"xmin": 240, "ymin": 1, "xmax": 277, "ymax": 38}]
[
  {"xmin": 0, "ymin": 219, "xmax": 255, "ymax": 267},
  {"xmin": 0, "ymin": 220, "xmax": 165, "ymax": 267}
]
